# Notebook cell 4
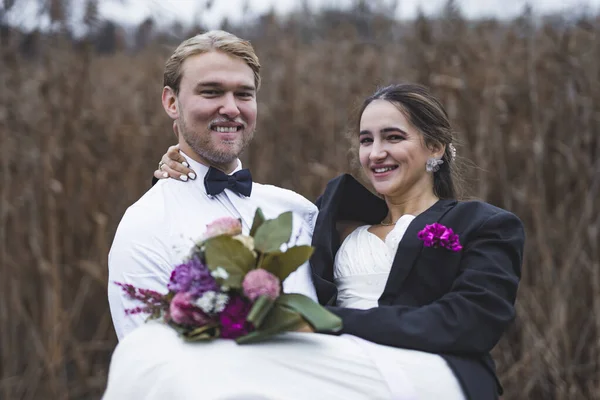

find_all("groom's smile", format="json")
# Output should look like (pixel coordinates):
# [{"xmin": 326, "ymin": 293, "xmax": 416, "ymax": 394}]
[{"xmin": 209, "ymin": 120, "xmax": 246, "ymax": 142}]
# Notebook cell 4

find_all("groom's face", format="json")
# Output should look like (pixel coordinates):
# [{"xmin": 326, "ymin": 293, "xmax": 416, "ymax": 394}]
[{"xmin": 166, "ymin": 50, "xmax": 257, "ymax": 171}]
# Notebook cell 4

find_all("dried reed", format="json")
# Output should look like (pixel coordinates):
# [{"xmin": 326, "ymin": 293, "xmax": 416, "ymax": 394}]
[{"xmin": 1, "ymin": 2, "xmax": 599, "ymax": 399}]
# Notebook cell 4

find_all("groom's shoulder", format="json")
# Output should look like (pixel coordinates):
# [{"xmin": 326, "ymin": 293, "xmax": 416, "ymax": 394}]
[
  {"xmin": 127, "ymin": 181, "xmax": 171, "ymax": 212},
  {"xmin": 115, "ymin": 180, "xmax": 178, "ymax": 233}
]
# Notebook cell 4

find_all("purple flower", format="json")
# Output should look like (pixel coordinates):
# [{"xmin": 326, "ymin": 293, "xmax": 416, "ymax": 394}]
[
  {"xmin": 417, "ymin": 223, "xmax": 462, "ymax": 252},
  {"xmin": 204, "ymin": 217, "xmax": 242, "ymax": 239},
  {"xmin": 219, "ymin": 295, "xmax": 253, "ymax": 339},
  {"xmin": 169, "ymin": 292, "xmax": 212, "ymax": 327},
  {"xmin": 242, "ymin": 269, "xmax": 281, "ymax": 301},
  {"xmin": 168, "ymin": 256, "xmax": 219, "ymax": 297}
]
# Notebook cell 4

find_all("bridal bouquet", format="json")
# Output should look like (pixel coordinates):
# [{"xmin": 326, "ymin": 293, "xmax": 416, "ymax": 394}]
[{"xmin": 115, "ymin": 209, "xmax": 342, "ymax": 344}]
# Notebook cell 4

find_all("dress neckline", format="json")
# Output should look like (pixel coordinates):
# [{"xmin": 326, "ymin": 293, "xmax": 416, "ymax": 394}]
[{"xmin": 365, "ymin": 214, "xmax": 416, "ymax": 245}]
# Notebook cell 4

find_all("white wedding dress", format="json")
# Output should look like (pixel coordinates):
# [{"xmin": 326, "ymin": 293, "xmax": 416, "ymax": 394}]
[{"xmin": 102, "ymin": 216, "xmax": 466, "ymax": 400}]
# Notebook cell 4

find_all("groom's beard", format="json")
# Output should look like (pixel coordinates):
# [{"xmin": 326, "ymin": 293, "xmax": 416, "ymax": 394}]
[{"xmin": 178, "ymin": 112, "xmax": 254, "ymax": 166}]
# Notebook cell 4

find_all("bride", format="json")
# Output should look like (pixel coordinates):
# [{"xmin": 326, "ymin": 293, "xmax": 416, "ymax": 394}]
[{"xmin": 103, "ymin": 83, "xmax": 524, "ymax": 400}]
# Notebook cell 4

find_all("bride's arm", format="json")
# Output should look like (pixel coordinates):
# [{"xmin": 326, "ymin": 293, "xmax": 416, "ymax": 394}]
[{"xmin": 326, "ymin": 211, "xmax": 524, "ymax": 355}]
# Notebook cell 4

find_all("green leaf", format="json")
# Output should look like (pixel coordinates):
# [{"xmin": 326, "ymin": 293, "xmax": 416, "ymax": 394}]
[
  {"xmin": 261, "ymin": 246, "xmax": 314, "ymax": 282},
  {"xmin": 249, "ymin": 208, "xmax": 266, "ymax": 237},
  {"xmin": 235, "ymin": 303, "xmax": 304, "ymax": 344},
  {"xmin": 253, "ymin": 212, "xmax": 293, "ymax": 253},
  {"xmin": 182, "ymin": 323, "xmax": 220, "ymax": 342},
  {"xmin": 222, "ymin": 274, "xmax": 243, "ymax": 288},
  {"xmin": 147, "ymin": 311, "xmax": 162, "ymax": 320},
  {"xmin": 246, "ymin": 295, "xmax": 275, "ymax": 329},
  {"xmin": 276, "ymin": 294, "xmax": 343, "ymax": 333},
  {"xmin": 204, "ymin": 236, "xmax": 256, "ymax": 288},
  {"xmin": 166, "ymin": 321, "xmax": 220, "ymax": 342},
  {"xmin": 235, "ymin": 295, "xmax": 343, "ymax": 344}
]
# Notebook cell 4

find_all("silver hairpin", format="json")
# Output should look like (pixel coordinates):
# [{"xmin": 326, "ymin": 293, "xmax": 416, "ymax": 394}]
[{"xmin": 449, "ymin": 143, "xmax": 457, "ymax": 159}]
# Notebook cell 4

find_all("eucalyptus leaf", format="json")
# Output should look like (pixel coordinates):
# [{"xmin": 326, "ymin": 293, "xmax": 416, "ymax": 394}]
[
  {"xmin": 236, "ymin": 303, "xmax": 304, "ymax": 344},
  {"xmin": 246, "ymin": 295, "xmax": 275, "ymax": 329},
  {"xmin": 253, "ymin": 212, "xmax": 293, "ymax": 253},
  {"xmin": 204, "ymin": 236, "xmax": 256, "ymax": 288},
  {"xmin": 276, "ymin": 293, "xmax": 342, "ymax": 333},
  {"xmin": 249, "ymin": 208, "xmax": 266, "ymax": 237},
  {"xmin": 223, "ymin": 274, "xmax": 243, "ymax": 288},
  {"xmin": 182, "ymin": 323, "xmax": 220, "ymax": 342},
  {"xmin": 261, "ymin": 246, "xmax": 314, "ymax": 281}
]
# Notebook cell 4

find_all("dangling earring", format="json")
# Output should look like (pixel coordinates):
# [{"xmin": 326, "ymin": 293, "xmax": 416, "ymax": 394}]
[{"xmin": 426, "ymin": 158, "xmax": 444, "ymax": 173}]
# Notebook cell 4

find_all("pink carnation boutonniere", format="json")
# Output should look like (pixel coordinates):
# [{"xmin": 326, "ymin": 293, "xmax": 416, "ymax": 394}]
[{"xmin": 418, "ymin": 223, "xmax": 462, "ymax": 252}]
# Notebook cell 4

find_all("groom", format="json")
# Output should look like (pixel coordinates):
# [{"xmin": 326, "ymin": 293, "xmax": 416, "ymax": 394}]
[{"xmin": 108, "ymin": 30, "xmax": 318, "ymax": 340}]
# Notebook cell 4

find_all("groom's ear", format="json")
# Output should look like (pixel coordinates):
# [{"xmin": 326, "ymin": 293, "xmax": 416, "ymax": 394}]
[{"xmin": 162, "ymin": 86, "xmax": 179, "ymax": 119}]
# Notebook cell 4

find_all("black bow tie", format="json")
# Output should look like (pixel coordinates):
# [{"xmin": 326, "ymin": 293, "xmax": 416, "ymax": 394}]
[{"xmin": 204, "ymin": 166, "xmax": 252, "ymax": 197}]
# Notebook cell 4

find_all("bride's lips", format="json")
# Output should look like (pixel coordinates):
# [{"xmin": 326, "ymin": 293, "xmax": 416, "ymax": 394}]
[{"xmin": 370, "ymin": 164, "xmax": 398, "ymax": 178}]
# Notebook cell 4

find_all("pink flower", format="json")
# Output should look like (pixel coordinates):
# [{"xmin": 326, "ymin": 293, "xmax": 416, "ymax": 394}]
[
  {"xmin": 242, "ymin": 269, "xmax": 281, "ymax": 301},
  {"xmin": 417, "ymin": 223, "xmax": 462, "ymax": 252},
  {"xmin": 203, "ymin": 217, "xmax": 242, "ymax": 239},
  {"xmin": 169, "ymin": 292, "xmax": 211, "ymax": 327}
]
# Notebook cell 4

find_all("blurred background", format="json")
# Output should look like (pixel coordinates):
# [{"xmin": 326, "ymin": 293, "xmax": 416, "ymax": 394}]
[{"xmin": 1, "ymin": 0, "xmax": 599, "ymax": 398}]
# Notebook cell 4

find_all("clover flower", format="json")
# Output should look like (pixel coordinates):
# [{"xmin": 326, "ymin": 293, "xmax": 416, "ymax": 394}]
[{"xmin": 242, "ymin": 269, "xmax": 281, "ymax": 301}]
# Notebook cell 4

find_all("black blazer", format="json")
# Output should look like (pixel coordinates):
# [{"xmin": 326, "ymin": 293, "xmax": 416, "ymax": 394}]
[{"xmin": 311, "ymin": 174, "xmax": 525, "ymax": 400}]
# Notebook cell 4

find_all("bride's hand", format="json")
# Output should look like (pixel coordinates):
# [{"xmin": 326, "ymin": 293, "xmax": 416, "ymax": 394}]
[{"xmin": 153, "ymin": 124, "xmax": 196, "ymax": 182}]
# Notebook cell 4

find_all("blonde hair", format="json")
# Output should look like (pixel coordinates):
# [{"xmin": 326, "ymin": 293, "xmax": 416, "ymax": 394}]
[{"xmin": 163, "ymin": 30, "xmax": 261, "ymax": 94}]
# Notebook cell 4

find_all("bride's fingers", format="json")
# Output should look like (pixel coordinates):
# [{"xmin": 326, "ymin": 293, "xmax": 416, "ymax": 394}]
[
  {"xmin": 166, "ymin": 144, "xmax": 186, "ymax": 165},
  {"xmin": 154, "ymin": 168, "xmax": 169, "ymax": 180},
  {"xmin": 162, "ymin": 155, "xmax": 195, "ymax": 181},
  {"xmin": 166, "ymin": 144, "xmax": 194, "ymax": 174},
  {"xmin": 155, "ymin": 159, "xmax": 194, "ymax": 181},
  {"xmin": 155, "ymin": 145, "xmax": 196, "ymax": 181}
]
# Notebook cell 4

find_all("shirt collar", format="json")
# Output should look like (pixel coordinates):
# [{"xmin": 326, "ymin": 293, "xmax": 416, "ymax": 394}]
[{"xmin": 180, "ymin": 150, "xmax": 243, "ymax": 194}]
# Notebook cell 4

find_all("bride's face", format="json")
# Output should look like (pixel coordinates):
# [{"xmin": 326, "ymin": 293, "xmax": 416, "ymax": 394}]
[{"xmin": 358, "ymin": 100, "xmax": 438, "ymax": 197}]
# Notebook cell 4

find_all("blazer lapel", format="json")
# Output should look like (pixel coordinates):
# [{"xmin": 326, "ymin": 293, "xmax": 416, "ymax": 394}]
[
  {"xmin": 379, "ymin": 199, "xmax": 456, "ymax": 303},
  {"xmin": 312, "ymin": 174, "xmax": 387, "ymax": 281}
]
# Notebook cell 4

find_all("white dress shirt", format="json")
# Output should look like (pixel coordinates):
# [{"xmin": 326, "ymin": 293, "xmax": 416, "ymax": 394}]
[{"xmin": 108, "ymin": 153, "xmax": 319, "ymax": 341}]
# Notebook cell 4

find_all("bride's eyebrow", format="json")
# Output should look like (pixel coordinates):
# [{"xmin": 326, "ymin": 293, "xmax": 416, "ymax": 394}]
[
  {"xmin": 381, "ymin": 127, "xmax": 408, "ymax": 135},
  {"xmin": 359, "ymin": 127, "xmax": 408, "ymax": 136}
]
